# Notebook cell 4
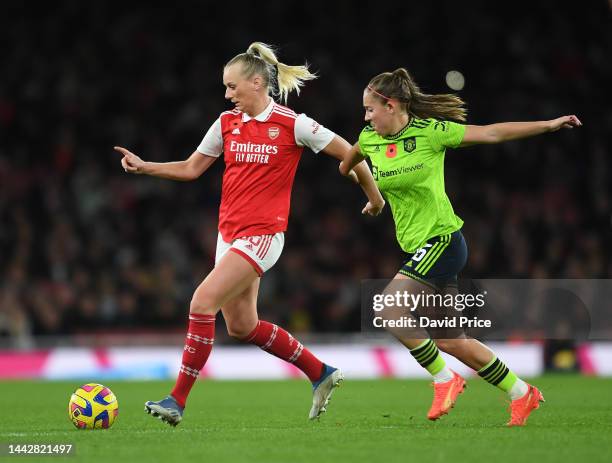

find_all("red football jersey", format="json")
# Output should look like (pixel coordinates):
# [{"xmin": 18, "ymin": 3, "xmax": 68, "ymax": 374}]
[
  {"xmin": 219, "ymin": 104, "xmax": 303, "ymax": 241},
  {"xmin": 197, "ymin": 100, "xmax": 335, "ymax": 242}
]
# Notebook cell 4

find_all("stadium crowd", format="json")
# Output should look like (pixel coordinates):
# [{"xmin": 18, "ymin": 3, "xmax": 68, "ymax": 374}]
[{"xmin": 1, "ymin": 1, "xmax": 610, "ymax": 346}]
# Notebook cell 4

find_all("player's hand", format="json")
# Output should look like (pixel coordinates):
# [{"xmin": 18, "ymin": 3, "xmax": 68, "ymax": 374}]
[
  {"xmin": 362, "ymin": 199, "xmax": 385, "ymax": 216},
  {"xmin": 114, "ymin": 146, "xmax": 146, "ymax": 174},
  {"xmin": 548, "ymin": 115, "xmax": 582, "ymax": 132}
]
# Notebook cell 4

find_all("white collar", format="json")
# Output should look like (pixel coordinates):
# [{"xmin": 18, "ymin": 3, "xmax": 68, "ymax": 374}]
[{"xmin": 242, "ymin": 98, "xmax": 274, "ymax": 122}]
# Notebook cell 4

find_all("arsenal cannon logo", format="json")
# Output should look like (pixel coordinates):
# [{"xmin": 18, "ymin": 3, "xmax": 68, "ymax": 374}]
[{"xmin": 268, "ymin": 127, "xmax": 280, "ymax": 140}]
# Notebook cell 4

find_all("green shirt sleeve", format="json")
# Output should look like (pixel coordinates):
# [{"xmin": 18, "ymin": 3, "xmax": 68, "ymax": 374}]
[
  {"xmin": 426, "ymin": 120, "xmax": 466, "ymax": 152},
  {"xmin": 357, "ymin": 127, "xmax": 372, "ymax": 158}
]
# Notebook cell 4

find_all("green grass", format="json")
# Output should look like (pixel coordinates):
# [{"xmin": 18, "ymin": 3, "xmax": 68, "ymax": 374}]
[{"xmin": 1, "ymin": 376, "xmax": 611, "ymax": 463}]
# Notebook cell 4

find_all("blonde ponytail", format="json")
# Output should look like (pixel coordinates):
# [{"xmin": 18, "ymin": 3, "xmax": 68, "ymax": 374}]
[{"xmin": 226, "ymin": 42, "xmax": 317, "ymax": 104}]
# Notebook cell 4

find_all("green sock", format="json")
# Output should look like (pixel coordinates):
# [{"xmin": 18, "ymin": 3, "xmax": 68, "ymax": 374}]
[
  {"xmin": 409, "ymin": 339, "xmax": 446, "ymax": 375},
  {"xmin": 477, "ymin": 356, "xmax": 518, "ymax": 392}
]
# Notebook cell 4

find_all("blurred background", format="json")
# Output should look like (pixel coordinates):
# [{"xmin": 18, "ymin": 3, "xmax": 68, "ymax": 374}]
[{"xmin": 1, "ymin": 0, "xmax": 611, "ymax": 378}]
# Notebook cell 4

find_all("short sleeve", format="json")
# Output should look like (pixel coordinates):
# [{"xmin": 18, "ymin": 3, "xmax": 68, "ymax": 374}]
[
  {"xmin": 357, "ymin": 128, "xmax": 371, "ymax": 158},
  {"xmin": 426, "ymin": 120, "xmax": 466, "ymax": 152},
  {"xmin": 196, "ymin": 118, "xmax": 223, "ymax": 157},
  {"xmin": 294, "ymin": 114, "xmax": 336, "ymax": 153}
]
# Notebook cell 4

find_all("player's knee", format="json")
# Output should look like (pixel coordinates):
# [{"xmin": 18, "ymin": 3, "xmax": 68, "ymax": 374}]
[
  {"xmin": 436, "ymin": 339, "xmax": 462, "ymax": 355},
  {"xmin": 189, "ymin": 293, "xmax": 220, "ymax": 315},
  {"xmin": 226, "ymin": 316, "xmax": 258, "ymax": 340}
]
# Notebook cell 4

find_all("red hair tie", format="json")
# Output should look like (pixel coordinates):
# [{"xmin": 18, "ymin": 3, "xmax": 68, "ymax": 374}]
[{"xmin": 367, "ymin": 85, "xmax": 391, "ymax": 101}]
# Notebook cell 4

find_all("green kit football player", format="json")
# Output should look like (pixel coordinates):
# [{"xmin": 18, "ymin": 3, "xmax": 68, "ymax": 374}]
[{"xmin": 341, "ymin": 68, "xmax": 581, "ymax": 426}]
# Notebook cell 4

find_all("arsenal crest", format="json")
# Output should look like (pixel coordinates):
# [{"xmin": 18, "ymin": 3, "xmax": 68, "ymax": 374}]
[{"xmin": 268, "ymin": 127, "xmax": 280, "ymax": 140}]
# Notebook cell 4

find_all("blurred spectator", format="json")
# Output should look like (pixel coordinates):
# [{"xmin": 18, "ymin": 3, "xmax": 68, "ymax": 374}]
[{"xmin": 1, "ymin": 1, "xmax": 611, "ymax": 342}]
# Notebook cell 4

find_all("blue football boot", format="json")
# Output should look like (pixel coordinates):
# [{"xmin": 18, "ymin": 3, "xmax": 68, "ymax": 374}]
[
  {"xmin": 309, "ymin": 364, "xmax": 344, "ymax": 420},
  {"xmin": 144, "ymin": 395, "xmax": 184, "ymax": 427}
]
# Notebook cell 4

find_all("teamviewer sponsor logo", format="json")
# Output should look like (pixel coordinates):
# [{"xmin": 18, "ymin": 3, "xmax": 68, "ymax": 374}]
[{"xmin": 373, "ymin": 163, "xmax": 424, "ymax": 180}]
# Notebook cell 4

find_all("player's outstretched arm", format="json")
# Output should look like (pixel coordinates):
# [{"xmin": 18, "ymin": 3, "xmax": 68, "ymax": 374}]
[
  {"xmin": 459, "ymin": 115, "xmax": 582, "ymax": 147},
  {"xmin": 114, "ymin": 147, "xmax": 218, "ymax": 181}
]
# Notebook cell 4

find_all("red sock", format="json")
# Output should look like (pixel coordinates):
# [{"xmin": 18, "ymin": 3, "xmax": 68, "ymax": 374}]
[
  {"xmin": 170, "ymin": 313, "xmax": 215, "ymax": 408},
  {"xmin": 244, "ymin": 320, "xmax": 323, "ymax": 382}
]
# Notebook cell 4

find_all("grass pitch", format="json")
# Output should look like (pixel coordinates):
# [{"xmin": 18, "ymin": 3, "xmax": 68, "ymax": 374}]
[{"xmin": 1, "ymin": 376, "xmax": 611, "ymax": 463}]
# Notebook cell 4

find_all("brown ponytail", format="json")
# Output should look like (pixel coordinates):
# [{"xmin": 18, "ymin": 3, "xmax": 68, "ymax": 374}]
[{"xmin": 367, "ymin": 68, "xmax": 467, "ymax": 122}]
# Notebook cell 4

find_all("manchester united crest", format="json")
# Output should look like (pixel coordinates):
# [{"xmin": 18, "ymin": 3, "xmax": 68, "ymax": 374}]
[
  {"xmin": 268, "ymin": 127, "xmax": 280, "ymax": 140},
  {"xmin": 404, "ymin": 137, "xmax": 416, "ymax": 153}
]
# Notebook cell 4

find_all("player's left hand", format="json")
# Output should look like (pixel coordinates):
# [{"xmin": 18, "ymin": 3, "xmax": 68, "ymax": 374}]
[
  {"xmin": 548, "ymin": 115, "xmax": 582, "ymax": 132},
  {"xmin": 362, "ymin": 199, "xmax": 385, "ymax": 216}
]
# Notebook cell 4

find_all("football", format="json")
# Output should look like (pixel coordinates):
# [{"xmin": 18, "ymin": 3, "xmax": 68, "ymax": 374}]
[{"xmin": 68, "ymin": 383, "xmax": 119, "ymax": 430}]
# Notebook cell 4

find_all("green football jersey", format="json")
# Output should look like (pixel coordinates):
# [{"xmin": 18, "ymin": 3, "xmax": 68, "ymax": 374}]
[{"xmin": 358, "ymin": 117, "xmax": 466, "ymax": 253}]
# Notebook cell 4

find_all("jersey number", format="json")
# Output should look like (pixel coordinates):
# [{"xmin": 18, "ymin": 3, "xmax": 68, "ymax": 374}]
[{"xmin": 412, "ymin": 243, "xmax": 433, "ymax": 262}]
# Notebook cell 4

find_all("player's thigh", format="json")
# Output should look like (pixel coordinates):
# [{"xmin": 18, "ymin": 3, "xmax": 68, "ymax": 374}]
[
  {"xmin": 221, "ymin": 278, "xmax": 260, "ymax": 338},
  {"xmin": 191, "ymin": 250, "xmax": 259, "ymax": 313},
  {"xmin": 399, "ymin": 231, "xmax": 467, "ymax": 291}
]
